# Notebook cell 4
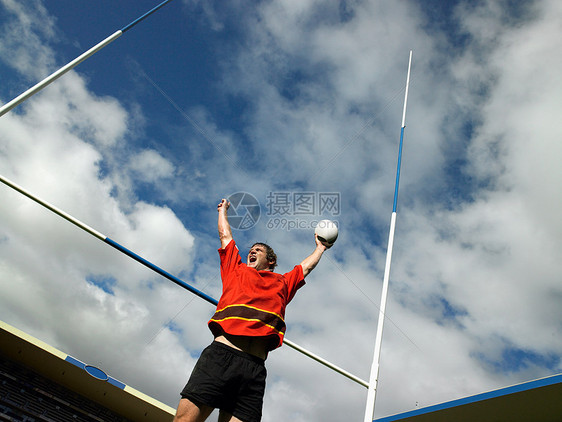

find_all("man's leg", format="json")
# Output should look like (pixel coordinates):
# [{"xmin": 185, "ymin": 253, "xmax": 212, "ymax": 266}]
[
  {"xmin": 174, "ymin": 398, "xmax": 214, "ymax": 422},
  {"xmin": 217, "ymin": 410, "xmax": 244, "ymax": 422}
]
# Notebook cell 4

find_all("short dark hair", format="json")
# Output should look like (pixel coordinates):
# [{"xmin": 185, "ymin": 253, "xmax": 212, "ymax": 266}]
[{"xmin": 251, "ymin": 242, "xmax": 277, "ymax": 270}]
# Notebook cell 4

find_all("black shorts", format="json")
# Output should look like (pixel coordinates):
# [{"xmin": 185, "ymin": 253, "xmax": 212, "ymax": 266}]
[{"xmin": 180, "ymin": 341, "xmax": 267, "ymax": 422}]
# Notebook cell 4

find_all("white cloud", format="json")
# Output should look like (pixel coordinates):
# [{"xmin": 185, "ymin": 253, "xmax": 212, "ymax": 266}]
[
  {"xmin": 118, "ymin": 202, "xmax": 195, "ymax": 275},
  {"xmin": 128, "ymin": 149, "xmax": 175, "ymax": 182},
  {"xmin": 0, "ymin": 0, "xmax": 56, "ymax": 79}
]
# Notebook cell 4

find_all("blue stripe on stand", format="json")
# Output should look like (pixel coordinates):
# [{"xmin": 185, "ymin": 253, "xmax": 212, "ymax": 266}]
[
  {"xmin": 374, "ymin": 373, "xmax": 562, "ymax": 422},
  {"xmin": 65, "ymin": 356, "xmax": 126, "ymax": 390}
]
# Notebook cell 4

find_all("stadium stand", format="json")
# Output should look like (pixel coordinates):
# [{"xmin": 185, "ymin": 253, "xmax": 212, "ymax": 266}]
[{"xmin": 0, "ymin": 321, "xmax": 174, "ymax": 422}]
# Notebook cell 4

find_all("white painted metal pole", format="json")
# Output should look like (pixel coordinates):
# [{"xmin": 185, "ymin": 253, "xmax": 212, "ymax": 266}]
[
  {"xmin": 364, "ymin": 212, "xmax": 397, "ymax": 422},
  {"xmin": 364, "ymin": 50, "xmax": 412, "ymax": 422},
  {"xmin": 0, "ymin": 173, "xmax": 106, "ymax": 240},
  {"xmin": 284, "ymin": 338, "xmax": 369, "ymax": 388},
  {"xmin": 0, "ymin": 31, "xmax": 122, "ymax": 118},
  {"xmin": 0, "ymin": 0, "xmax": 175, "ymax": 118}
]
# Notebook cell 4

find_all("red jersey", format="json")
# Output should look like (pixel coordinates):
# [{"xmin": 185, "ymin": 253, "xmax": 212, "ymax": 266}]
[{"xmin": 208, "ymin": 239, "xmax": 305, "ymax": 351}]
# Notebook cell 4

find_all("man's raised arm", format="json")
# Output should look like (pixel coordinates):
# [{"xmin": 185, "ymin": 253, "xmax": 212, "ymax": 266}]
[
  {"xmin": 300, "ymin": 235, "xmax": 328, "ymax": 278},
  {"xmin": 218, "ymin": 199, "xmax": 233, "ymax": 249}
]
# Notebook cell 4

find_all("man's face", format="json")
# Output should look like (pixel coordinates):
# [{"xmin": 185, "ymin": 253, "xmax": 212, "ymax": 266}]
[{"xmin": 247, "ymin": 244, "xmax": 273, "ymax": 271}]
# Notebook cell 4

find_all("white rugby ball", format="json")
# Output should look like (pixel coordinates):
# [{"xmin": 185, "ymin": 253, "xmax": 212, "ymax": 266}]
[{"xmin": 315, "ymin": 220, "xmax": 338, "ymax": 247}]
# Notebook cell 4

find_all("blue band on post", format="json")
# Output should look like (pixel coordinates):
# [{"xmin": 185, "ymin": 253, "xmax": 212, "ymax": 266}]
[
  {"xmin": 104, "ymin": 237, "xmax": 219, "ymax": 306},
  {"xmin": 392, "ymin": 126, "xmax": 405, "ymax": 213},
  {"xmin": 121, "ymin": 0, "xmax": 175, "ymax": 33}
]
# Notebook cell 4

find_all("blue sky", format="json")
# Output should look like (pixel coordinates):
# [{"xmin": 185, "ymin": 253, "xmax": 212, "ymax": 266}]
[{"xmin": 1, "ymin": 1, "xmax": 561, "ymax": 421}]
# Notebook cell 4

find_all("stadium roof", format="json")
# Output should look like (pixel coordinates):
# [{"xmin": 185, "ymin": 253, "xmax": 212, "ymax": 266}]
[
  {"xmin": 0, "ymin": 320, "xmax": 175, "ymax": 421},
  {"xmin": 375, "ymin": 372, "xmax": 562, "ymax": 422}
]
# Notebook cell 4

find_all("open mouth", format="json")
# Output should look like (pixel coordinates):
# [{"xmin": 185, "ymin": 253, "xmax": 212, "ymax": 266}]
[{"xmin": 249, "ymin": 255, "xmax": 257, "ymax": 263}]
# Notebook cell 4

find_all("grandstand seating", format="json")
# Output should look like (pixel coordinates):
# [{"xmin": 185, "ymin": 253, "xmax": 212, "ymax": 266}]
[{"xmin": 0, "ymin": 354, "xmax": 129, "ymax": 422}]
